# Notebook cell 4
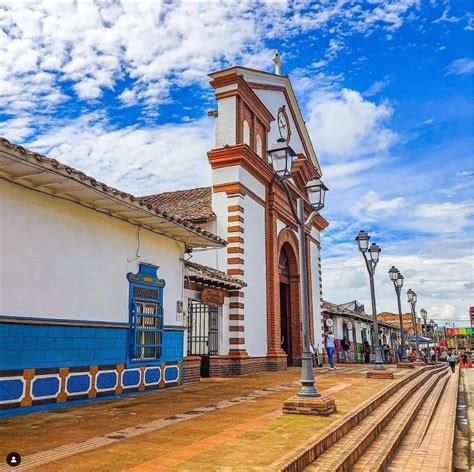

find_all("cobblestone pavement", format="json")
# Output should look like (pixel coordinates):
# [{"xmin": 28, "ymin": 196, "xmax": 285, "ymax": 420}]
[{"xmin": 0, "ymin": 365, "xmax": 403, "ymax": 471}]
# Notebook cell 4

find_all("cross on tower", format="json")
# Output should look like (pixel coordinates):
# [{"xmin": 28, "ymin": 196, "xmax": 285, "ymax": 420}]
[{"xmin": 272, "ymin": 50, "xmax": 282, "ymax": 75}]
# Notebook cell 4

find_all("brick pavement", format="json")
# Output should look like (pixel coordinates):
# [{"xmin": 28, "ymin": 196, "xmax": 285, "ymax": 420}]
[
  {"xmin": 0, "ymin": 365, "xmax": 401, "ymax": 471},
  {"xmin": 387, "ymin": 367, "xmax": 459, "ymax": 472}
]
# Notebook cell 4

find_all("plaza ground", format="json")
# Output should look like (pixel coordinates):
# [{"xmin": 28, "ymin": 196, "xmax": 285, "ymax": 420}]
[
  {"xmin": 0, "ymin": 365, "xmax": 403, "ymax": 471},
  {"xmin": 1, "ymin": 364, "xmax": 465, "ymax": 471}
]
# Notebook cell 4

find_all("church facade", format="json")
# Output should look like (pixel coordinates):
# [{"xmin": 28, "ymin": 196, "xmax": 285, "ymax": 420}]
[{"xmin": 144, "ymin": 65, "xmax": 328, "ymax": 377}]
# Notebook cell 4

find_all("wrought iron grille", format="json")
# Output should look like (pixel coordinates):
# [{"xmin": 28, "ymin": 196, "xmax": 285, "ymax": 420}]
[
  {"xmin": 187, "ymin": 300, "xmax": 218, "ymax": 356},
  {"xmin": 132, "ymin": 301, "xmax": 162, "ymax": 361},
  {"xmin": 133, "ymin": 286, "xmax": 159, "ymax": 300}
]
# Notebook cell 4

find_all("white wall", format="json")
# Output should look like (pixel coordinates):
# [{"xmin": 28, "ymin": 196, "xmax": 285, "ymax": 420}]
[
  {"xmin": 0, "ymin": 180, "xmax": 184, "ymax": 326},
  {"xmin": 310, "ymin": 240, "xmax": 322, "ymax": 349},
  {"xmin": 252, "ymin": 89, "xmax": 306, "ymax": 157},
  {"xmin": 242, "ymin": 197, "xmax": 267, "ymax": 356},
  {"xmin": 216, "ymin": 94, "xmax": 236, "ymax": 148}
]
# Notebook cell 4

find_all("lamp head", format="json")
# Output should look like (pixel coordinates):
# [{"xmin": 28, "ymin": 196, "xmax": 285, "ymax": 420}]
[
  {"xmin": 306, "ymin": 178, "xmax": 328, "ymax": 212},
  {"xmin": 355, "ymin": 230, "xmax": 370, "ymax": 253},
  {"xmin": 388, "ymin": 266, "xmax": 399, "ymax": 282},
  {"xmin": 267, "ymin": 138, "xmax": 296, "ymax": 180},
  {"xmin": 396, "ymin": 273, "xmax": 404, "ymax": 288},
  {"xmin": 368, "ymin": 243, "xmax": 381, "ymax": 264}
]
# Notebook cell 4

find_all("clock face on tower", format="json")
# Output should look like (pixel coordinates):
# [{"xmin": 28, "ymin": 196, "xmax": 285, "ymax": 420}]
[{"xmin": 277, "ymin": 105, "xmax": 291, "ymax": 143}]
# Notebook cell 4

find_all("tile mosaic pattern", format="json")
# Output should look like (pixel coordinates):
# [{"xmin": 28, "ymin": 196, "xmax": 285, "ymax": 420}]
[{"xmin": 0, "ymin": 361, "xmax": 181, "ymax": 413}]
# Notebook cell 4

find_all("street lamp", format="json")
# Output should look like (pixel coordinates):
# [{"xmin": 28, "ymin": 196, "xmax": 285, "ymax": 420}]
[
  {"xmin": 420, "ymin": 308, "xmax": 429, "ymax": 361},
  {"xmin": 420, "ymin": 308, "xmax": 428, "ymax": 336},
  {"xmin": 268, "ymin": 140, "xmax": 335, "ymax": 415},
  {"xmin": 429, "ymin": 319, "xmax": 437, "ymax": 362},
  {"xmin": 356, "ymin": 231, "xmax": 393, "ymax": 378},
  {"xmin": 388, "ymin": 266, "xmax": 408, "ymax": 364},
  {"xmin": 407, "ymin": 289, "xmax": 422, "ymax": 363}
]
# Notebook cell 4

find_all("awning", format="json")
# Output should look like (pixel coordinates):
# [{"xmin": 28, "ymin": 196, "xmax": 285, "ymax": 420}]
[
  {"xmin": 407, "ymin": 336, "xmax": 433, "ymax": 343},
  {"xmin": 0, "ymin": 138, "xmax": 226, "ymax": 249},
  {"xmin": 185, "ymin": 261, "xmax": 247, "ymax": 290}
]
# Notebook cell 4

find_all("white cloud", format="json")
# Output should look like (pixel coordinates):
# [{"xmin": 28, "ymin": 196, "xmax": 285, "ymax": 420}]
[
  {"xmin": 322, "ymin": 235, "xmax": 474, "ymax": 327},
  {"xmin": 0, "ymin": 1, "xmax": 420, "ymax": 113},
  {"xmin": 306, "ymin": 89, "xmax": 396, "ymax": 160},
  {"xmin": 446, "ymin": 58, "xmax": 474, "ymax": 76},
  {"xmin": 354, "ymin": 190, "xmax": 407, "ymax": 222},
  {"xmin": 26, "ymin": 113, "xmax": 214, "ymax": 196},
  {"xmin": 363, "ymin": 79, "xmax": 390, "ymax": 97},
  {"xmin": 413, "ymin": 201, "xmax": 474, "ymax": 233},
  {"xmin": 0, "ymin": 116, "xmax": 35, "ymax": 141}
]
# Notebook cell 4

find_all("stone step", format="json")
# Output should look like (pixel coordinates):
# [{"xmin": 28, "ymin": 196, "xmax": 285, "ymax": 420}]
[
  {"xmin": 352, "ymin": 369, "xmax": 450, "ymax": 471},
  {"xmin": 303, "ymin": 365, "xmax": 448, "ymax": 472},
  {"xmin": 277, "ymin": 365, "xmax": 445, "ymax": 472},
  {"xmin": 387, "ymin": 368, "xmax": 459, "ymax": 472}
]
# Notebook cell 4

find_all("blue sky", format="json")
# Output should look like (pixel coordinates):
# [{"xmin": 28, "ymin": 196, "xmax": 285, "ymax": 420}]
[{"xmin": 0, "ymin": 1, "xmax": 473, "ymax": 325}]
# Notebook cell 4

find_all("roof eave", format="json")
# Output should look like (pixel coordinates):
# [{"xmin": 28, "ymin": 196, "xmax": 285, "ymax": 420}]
[{"xmin": 0, "ymin": 140, "xmax": 225, "ymax": 249}]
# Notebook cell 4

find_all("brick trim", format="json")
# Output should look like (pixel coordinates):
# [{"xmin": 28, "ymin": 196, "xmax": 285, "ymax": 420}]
[
  {"xmin": 228, "ymin": 205, "xmax": 244, "ymax": 213},
  {"xmin": 228, "ymin": 225, "xmax": 244, "ymax": 233},
  {"xmin": 228, "ymin": 236, "xmax": 244, "ymax": 244},
  {"xmin": 227, "ymin": 246, "xmax": 244, "ymax": 254},
  {"xmin": 228, "ymin": 215, "xmax": 244, "ymax": 223}
]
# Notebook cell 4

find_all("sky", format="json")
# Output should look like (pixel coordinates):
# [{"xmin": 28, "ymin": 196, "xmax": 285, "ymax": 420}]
[{"xmin": 0, "ymin": 0, "xmax": 473, "ymax": 326}]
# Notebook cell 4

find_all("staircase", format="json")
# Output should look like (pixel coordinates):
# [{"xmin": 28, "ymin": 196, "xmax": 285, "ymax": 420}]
[{"xmin": 279, "ymin": 364, "xmax": 457, "ymax": 472}]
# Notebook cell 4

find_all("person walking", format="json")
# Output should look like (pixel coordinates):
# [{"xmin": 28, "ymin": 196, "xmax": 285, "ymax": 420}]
[
  {"xmin": 397, "ymin": 344, "xmax": 404, "ymax": 363},
  {"xmin": 430, "ymin": 347, "xmax": 436, "ymax": 363},
  {"xmin": 325, "ymin": 330, "xmax": 336, "ymax": 370},
  {"xmin": 363, "ymin": 340, "xmax": 371, "ymax": 364},
  {"xmin": 447, "ymin": 352, "xmax": 456, "ymax": 373},
  {"xmin": 466, "ymin": 353, "xmax": 473, "ymax": 369},
  {"xmin": 341, "ymin": 336, "xmax": 350, "ymax": 364},
  {"xmin": 461, "ymin": 352, "xmax": 468, "ymax": 369}
]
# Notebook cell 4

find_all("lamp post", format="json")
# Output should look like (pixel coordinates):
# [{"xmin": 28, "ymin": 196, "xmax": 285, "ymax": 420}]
[
  {"xmin": 356, "ymin": 231, "xmax": 393, "ymax": 378},
  {"xmin": 268, "ymin": 138, "xmax": 335, "ymax": 415},
  {"xmin": 429, "ymin": 319, "xmax": 437, "ymax": 362},
  {"xmin": 420, "ymin": 308, "xmax": 428, "ymax": 337},
  {"xmin": 388, "ymin": 266, "xmax": 409, "ymax": 364},
  {"xmin": 420, "ymin": 308, "xmax": 429, "ymax": 361},
  {"xmin": 407, "ymin": 289, "xmax": 422, "ymax": 362}
]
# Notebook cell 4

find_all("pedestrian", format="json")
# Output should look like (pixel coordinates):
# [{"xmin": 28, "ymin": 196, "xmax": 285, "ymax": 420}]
[
  {"xmin": 461, "ymin": 352, "xmax": 468, "ymax": 369},
  {"xmin": 383, "ymin": 344, "xmax": 390, "ymax": 364},
  {"xmin": 341, "ymin": 336, "xmax": 350, "ymax": 364},
  {"xmin": 397, "ymin": 344, "xmax": 404, "ymax": 363},
  {"xmin": 466, "ymin": 353, "xmax": 473, "ymax": 369},
  {"xmin": 363, "ymin": 340, "xmax": 371, "ymax": 364},
  {"xmin": 325, "ymin": 330, "xmax": 336, "ymax": 370},
  {"xmin": 430, "ymin": 347, "xmax": 436, "ymax": 363},
  {"xmin": 447, "ymin": 352, "xmax": 456, "ymax": 373},
  {"xmin": 411, "ymin": 348, "xmax": 417, "ymax": 362}
]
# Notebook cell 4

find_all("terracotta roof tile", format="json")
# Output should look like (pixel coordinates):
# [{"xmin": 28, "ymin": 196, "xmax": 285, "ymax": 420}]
[
  {"xmin": 185, "ymin": 261, "xmax": 247, "ymax": 289},
  {"xmin": 141, "ymin": 187, "xmax": 214, "ymax": 223}
]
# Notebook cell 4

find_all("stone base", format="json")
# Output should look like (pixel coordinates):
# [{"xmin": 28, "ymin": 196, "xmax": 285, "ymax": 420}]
[
  {"xmin": 282, "ymin": 395, "xmax": 336, "ymax": 416},
  {"xmin": 414, "ymin": 361, "xmax": 426, "ymax": 366},
  {"xmin": 366, "ymin": 370, "xmax": 395, "ymax": 379},
  {"xmin": 397, "ymin": 362, "xmax": 416, "ymax": 369}
]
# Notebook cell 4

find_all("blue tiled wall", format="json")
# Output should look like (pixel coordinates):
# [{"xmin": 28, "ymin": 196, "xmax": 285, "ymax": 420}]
[
  {"xmin": 161, "ymin": 328, "xmax": 184, "ymax": 363},
  {"xmin": 0, "ymin": 322, "xmax": 128, "ymax": 370},
  {"xmin": 0, "ymin": 320, "xmax": 184, "ymax": 370}
]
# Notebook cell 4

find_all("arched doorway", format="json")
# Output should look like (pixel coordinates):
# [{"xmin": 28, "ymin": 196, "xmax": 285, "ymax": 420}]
[{"xmin": 278, "ymin": 242, "xmax": 301, "ymax": 366}]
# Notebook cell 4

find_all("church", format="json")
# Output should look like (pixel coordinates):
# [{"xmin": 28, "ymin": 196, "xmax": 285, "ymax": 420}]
[{"xmin": 0, "ymin": 59, "xmax": 328, "ymax": 414}]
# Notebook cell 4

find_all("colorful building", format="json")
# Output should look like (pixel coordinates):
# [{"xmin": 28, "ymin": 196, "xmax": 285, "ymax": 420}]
[
  {"xmin": 322, "ymin": 301, "xmax": 402, "ymax": 364},
  {"xmin": 378, "ymin": 311, "xmax": 423, "ymax": 337}
]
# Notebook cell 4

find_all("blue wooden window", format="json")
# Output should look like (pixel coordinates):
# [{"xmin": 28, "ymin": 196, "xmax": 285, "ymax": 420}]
[{"xmin": 127, "ymin": 263, "xmax": 165, "ymax": 362}]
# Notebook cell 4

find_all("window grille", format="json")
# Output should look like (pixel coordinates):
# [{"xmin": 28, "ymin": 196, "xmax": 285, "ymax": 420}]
[
  {"xmin": 132, "ymin": 301, "xmax": 162, "ymax": 361},
  {"xmin": 127, "ymin": 263, "xmax": 165, "ymax": 363}
]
